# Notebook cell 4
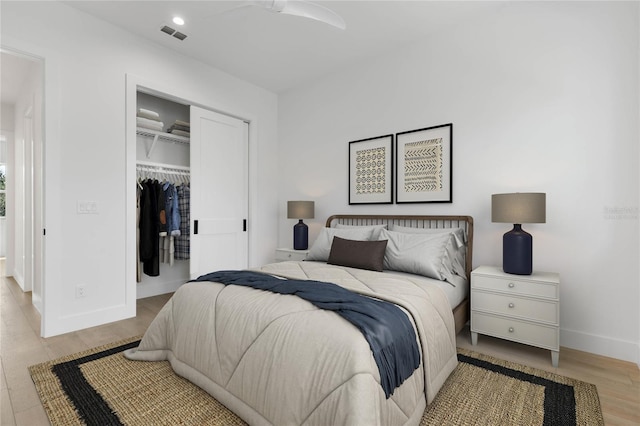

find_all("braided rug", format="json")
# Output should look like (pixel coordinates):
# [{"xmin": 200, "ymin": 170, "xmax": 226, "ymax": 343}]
[{"xmin": 29, "ymin": 337, "xmax": 603, "ymax": 426}]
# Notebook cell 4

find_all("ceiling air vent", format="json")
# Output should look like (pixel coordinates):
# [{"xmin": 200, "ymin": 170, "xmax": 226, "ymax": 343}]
[
  {"xmin": 159, "ymin": 25, "xmax": 188, "ymax": 41},
  {"xmin": 160, "ymin": 25, "xmax": 175, "ymax": 35},
  {"xmin": 173, "ymin": 32, "xmax": 187, "ymax": 41}
]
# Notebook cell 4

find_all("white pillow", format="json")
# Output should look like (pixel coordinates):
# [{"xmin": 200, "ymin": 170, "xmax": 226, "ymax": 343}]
[
  {"xmin": 335, "ymin": 223, "xmax": 387, "ymax": 240},
  {"xmin": 307, "ymin": 227, "xmax": 374, "ymax": 261},
  {"xmin": 388, "ymin": 224, "xmax": 466, "ymax": 277},
  {"xmin": 379, "ymin": 228, "xmax": 458, "ymax": 283}
]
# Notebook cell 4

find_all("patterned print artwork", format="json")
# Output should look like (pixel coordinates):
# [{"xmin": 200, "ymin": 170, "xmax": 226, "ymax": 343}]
[
  {"xmin": 355, "ymin": 146, "xmax": 386, "ymax": 194},
  {"xmin": 404, "ymin": 138, "xmax": 443, "ymax": 193}
]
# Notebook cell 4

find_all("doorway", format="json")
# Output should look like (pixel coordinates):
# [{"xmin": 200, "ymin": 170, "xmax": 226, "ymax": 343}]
[{"xmin": 0, "ymin": 49, "xmax": 45, "ymax": 314}]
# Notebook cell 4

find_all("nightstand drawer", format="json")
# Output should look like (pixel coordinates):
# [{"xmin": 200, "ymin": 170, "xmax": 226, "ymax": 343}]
[
  {"xmin": 471, "ymin": 312, "xmax": 559, "ymax": 350},
  {"xmin": 275, "ymin": 248, "xmax": 308, "ymax": 262},
  {"xmin": 472, "ymin": 291, "xmax": 558, "ymax": 324},
  {"xmin": 472, "ymin": 274, "xmax": 558, "ymax": 299}
]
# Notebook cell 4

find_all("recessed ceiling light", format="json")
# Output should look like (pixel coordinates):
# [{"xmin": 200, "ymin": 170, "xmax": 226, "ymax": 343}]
[{"xmin": 172, "ymin": 16, "xmax": 184, "ymax": 26}]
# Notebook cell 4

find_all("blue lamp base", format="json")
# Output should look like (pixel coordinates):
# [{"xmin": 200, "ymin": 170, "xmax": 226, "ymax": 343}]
[
  {"xmin": 293, "ymin": 220, "xmax": 309, "ymax": 250},
  {"xmin": 503, "ymin": 224, "xmax": 533, "ymax": 275}
]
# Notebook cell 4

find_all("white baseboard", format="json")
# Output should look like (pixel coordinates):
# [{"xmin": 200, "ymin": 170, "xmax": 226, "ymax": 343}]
[
  {"xmin": 561, "ymin": 327, "xmax": 639, "ymax": 365},
  {"xmin": 44, "ymin": 303, "xmax": 136, "ymax": 338},
  {"xmin": 32, "ymin": 292, "xmax": 42, "ymax": 314},
  {"xmin": 13, "ymin": 270, "xmax": 24, "ymax": 291},
  {"xmin": 136, "ymin": 279, "xmax": 183, "ymax": 299}
]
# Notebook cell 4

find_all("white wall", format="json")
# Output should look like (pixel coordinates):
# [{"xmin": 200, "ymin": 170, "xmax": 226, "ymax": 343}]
[
  {"xmin": 278, "ymin": 2, "xmax": 640, "ymax": 363},
  {"xmin": 0, "ymin": 104, "xmax": 14, "ymax": 132},
  {"xmin": 1, "ymin": 1, "xmax": 279, "ymax": 337}
]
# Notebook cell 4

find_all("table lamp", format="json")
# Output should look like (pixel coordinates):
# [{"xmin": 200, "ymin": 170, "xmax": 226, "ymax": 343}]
[
  {"xmin": 492, "ymin": 192, "xmax": 546, "ymax": 275},
  {"xmin": 287, "ymin": 201, "xmax": 314, "ymax": 250}
]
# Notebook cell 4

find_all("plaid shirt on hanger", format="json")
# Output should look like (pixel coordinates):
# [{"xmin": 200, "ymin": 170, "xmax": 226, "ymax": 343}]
[{"xmin": 175, "ymin": 184, "xmax": 190, "ymax": 260}]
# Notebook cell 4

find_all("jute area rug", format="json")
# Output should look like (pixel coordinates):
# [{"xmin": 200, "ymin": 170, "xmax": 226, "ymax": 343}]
[{"xmin": 29, "ymin": 336, "xmax": 603, "ymax": 426}]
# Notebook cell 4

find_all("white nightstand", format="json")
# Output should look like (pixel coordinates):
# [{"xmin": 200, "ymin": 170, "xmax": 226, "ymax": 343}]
[
  {"xmin": 470, "ymin": 265, "xmax": 560, "ymax": 367},
  {"xmin": 275, "ymin": 248, "xmax": 309, "ymax": 262}
]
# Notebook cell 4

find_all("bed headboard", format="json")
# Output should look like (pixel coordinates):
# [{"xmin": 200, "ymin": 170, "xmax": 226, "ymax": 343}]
[{"xmin": 325, "ymin": 214, "xmax": 474, "ymax": 280}]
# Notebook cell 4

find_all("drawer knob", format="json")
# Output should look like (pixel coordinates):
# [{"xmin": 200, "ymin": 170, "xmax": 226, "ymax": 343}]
[
  {"xmin": 508, "ymin": 303, "xmax": 515, "ymax": 308},
  {"xmin": 508, "ymin": 283, "xmax": 515, "ymax": 288},
  {"xmin": 508, "ymin": 327, "xmax": 514, "ymax": 333}
]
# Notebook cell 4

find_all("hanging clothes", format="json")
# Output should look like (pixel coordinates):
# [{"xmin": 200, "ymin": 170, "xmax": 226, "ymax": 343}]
[
  {"xmin": 175, "ymin": 183, "xmax": 190, "ymax": 260},
  {"xmin": 164, "ymin": 182, "xmax": 181, "ymax": 237},
  {"xmin": 135, "ymin": 163, "xmax": 190, "ymax": 278},
  {"xmin": 157, "ymin": 181, "xmax": 167, "ymax": 236},
  {"xmin": 140, "ymin": 180, "xmax": 160, "ymax": 277},
  {"xmin": 136, "ymin": 184, "xmax": 142, "ymax": 283},
  {"xmin": 160, "ymin": 182, "xmax": 180, "ymax": 266}
]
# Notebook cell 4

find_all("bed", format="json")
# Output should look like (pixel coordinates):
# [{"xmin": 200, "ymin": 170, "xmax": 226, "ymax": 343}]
[
  {"xmin": 323, "ymin": 215, "xmax": 473, "ymax": 335},
  {"xmin": 125, "ymin": 214, "xmax": 473, "ymax": 426}
]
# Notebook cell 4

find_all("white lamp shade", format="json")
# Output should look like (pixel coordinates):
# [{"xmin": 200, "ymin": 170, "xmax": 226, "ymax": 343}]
[
  {"xmin": 287, "ymin": 201, "xmax": 314, "ymax": 219},
  {"xmin": 492, "ymin": 193, "xmax": 546, "ymax": 224}
]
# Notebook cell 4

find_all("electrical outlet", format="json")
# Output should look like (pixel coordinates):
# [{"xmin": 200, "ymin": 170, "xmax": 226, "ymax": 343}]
[
  {"xmin": 77, "ymin": 201, "xmax": 99, "ymax": 214},
  {"xmin": 76, "ymin": 284, "xmax": 86, "ymax": 298}
]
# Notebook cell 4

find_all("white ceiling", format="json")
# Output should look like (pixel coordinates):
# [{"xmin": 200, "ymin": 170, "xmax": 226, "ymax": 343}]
[{"xmin": 63, "ymin": 1, "xmax": 503, "ymax": 93}]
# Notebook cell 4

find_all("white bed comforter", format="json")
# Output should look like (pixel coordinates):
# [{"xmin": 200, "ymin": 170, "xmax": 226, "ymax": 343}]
[{"xmin": 124, "ymin": 261, "xmax": 457, "ymax": 425}]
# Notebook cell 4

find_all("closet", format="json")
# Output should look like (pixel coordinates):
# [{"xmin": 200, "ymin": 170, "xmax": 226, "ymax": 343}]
[{"xmin": 135, "ymin": 91, "xmax": 248, "ymax": 298}]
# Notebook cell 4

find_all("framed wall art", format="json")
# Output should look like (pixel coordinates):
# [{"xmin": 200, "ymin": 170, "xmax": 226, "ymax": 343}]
[
  {"xmin": 396, "ymin": 123, "xmax": 452, "ymax": 203},
  {"xmin": 348, "ymin": 134, "xmax": 393, "ymax": 204}
]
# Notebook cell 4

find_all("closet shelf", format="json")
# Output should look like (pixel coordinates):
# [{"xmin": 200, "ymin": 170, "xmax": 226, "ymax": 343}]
[
  {"xmin": 136, "ymin": 127, "xmax": 190, "ymax": 159},
  {"xmin": 136, "ymin": 127, "xmax": 190, "ymax": 143}
]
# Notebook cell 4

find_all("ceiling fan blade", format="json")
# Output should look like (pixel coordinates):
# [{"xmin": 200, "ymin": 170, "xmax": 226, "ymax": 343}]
[
  {"xmin": 279, "ymin": 1, "xmax": 346, "ymax": 30},
  {"xmin": 241, "ymin": 0, "xmax": 346, "ymax": 30}
]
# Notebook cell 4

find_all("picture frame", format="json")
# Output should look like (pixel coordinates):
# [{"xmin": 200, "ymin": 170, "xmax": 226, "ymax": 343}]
[
  {"xmin": 348, "ymin": 134, "xmax": 394, "ymax": 205},
  {"xmin": 395, "ymin": 123, "xmax": 452, "ymax": 203}
]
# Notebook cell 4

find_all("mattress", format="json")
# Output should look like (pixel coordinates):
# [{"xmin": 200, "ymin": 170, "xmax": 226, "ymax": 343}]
[{"xmin": 379, "ymin": 266, "xmax": 468, "ymax": 309}]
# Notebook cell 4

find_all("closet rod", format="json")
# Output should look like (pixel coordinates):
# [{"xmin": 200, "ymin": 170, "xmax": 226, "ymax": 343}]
[
  {"xmin": 136, "ymin": 160, "xmax": 190, "ymax": 172},
  {"xmin": 136, "ymin": 168, "xmax": 190, "ymax": 177}
]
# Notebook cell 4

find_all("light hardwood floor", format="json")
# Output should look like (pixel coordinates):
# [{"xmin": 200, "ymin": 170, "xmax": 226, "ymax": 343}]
[{"xmin": 1, "ymin": 267, "xmax": 638, "ymax": 425}]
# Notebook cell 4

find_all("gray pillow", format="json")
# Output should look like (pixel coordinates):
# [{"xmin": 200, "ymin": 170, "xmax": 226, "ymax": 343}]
[
  {"xmin": 379, "ymin": 228, "xmax": 457, "ymax": 282},
  {"xmin": 328, "ymin": 237, "xmax": 388, "ymax": 272},
  {"xmin": 335, "ymin": 223, "xmax": 388, "ymax": 240},
  {"xmin": 389, "ymin": 224, "xmax": 466, "ymax": 244},
  {"xmin": 388, "ymin": 224, "xmax": 466, "ymax": 278},
  {"xmin": 306, "ymin": 227, "xmax": 374, "ymax": 261}
]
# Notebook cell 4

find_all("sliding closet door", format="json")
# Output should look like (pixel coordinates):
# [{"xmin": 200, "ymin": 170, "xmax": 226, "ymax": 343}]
[{"xmin": 189, "ymin": 106, "xmax": 248, "ymax": 279}]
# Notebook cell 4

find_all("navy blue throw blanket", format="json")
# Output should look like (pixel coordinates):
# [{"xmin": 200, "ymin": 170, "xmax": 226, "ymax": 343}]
[{"xmin": 191, "ymin": 270, "xmax": 421, "ymax": 398}]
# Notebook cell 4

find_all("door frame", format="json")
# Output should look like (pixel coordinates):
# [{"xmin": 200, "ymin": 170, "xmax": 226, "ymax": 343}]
[
  {"xmin": 125, "ymin": 74, "xmax": 258, "ymax": 312},
  {"xmin": 23, "ymin": 104, "xmax": 33, "ymax": 293},
  {"xmin": 0, "ymin": 47, "xmax": 45, "ymax": 317}
]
